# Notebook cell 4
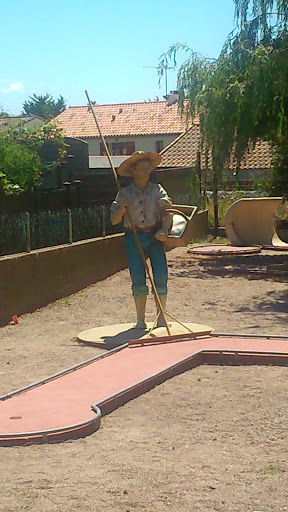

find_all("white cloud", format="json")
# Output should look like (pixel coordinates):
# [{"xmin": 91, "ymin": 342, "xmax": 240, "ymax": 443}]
[{"xmin": 0, "ymin": 82, "xmax": 24, "ymax": 93}]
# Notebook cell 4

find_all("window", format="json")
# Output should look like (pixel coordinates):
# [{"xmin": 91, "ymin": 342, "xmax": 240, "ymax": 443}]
[
  {"xmin": 155, "ymin": 140, "xmax": 163, "ymax": 152},
  {"xmin": 100, "ymin": 143, "xmax": 111, "ymax": 155},
  {"xmin": 111, "ymin": 141, "xmax": 135, "ymax": 155}
]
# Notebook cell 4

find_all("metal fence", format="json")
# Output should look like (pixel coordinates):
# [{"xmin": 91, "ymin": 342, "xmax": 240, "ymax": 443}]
[
  {"xmin": 0, "ymin": 206, "xmax": 123, "ymax": 257},
  {"xmin": 0, "ymin": 193, "xmax": 201, "ymax": 257}
]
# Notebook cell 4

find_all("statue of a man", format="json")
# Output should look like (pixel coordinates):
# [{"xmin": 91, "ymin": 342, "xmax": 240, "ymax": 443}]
[{"xmin": 111, "ymin": 151, "xmax": 173, "ymax": 329}]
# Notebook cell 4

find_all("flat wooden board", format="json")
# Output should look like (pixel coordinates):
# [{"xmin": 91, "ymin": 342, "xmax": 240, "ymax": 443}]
[
  {"xmin": 77, "ymin": 322, "xmax": 214, "ymax": 349},
  {"xmin": 188, "ymin": 245, "xmax": 262, "ymax": 255}
]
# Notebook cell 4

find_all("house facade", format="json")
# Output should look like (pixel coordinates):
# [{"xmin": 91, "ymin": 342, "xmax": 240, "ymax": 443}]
[
  {"xmin": 53, "ymin": 97, "xmax": 188, "ymax": 170},
  {"xmin": 0, "ymin": 115, "xmax": 44, "ymax": 131}
]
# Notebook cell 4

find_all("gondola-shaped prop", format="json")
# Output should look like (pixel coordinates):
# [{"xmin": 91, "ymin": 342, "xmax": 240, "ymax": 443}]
[{"xmin": 225, "ymin": 197, "xmax": 288, "ymax": 250}]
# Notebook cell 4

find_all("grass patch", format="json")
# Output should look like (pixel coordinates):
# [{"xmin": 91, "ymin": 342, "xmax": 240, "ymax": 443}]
[
  {"xmin": 189, "ymin": 235, "xmax": 229, "ymax": 246},
  {"xmin": 260, "ymin": 464, "xmax": 286, "ymax": 475},
  {"xmin": 205, "ymin": 192, "xmax": 248, "ymax": 226},
  {"xmin": 205, "ymin": 192, "xmax": 288, "ymax": 228}
]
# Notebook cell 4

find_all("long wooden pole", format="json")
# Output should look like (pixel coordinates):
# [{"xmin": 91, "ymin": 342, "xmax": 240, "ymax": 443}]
[{"xmin": 85, "ymin": 90, "xmax": 171, "ymax": 335}]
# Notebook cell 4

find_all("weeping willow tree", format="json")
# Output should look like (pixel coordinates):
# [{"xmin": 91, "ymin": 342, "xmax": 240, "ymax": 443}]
[{"xmin": 159, "ymin": 0, "xmax": 288, "ymax": 231}]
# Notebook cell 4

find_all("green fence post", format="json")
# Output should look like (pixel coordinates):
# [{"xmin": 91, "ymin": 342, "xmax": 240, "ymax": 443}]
[
  {"xmin": 68, "ymin": 209, "xmax": 73, "ymax": 244},
  {"xmin": 25, "ymin": 212, "xmax": 31, "ymax": 253},
  {"xmin": 102, "ymin": 206, "xmax": 106, "ymax": 237}
]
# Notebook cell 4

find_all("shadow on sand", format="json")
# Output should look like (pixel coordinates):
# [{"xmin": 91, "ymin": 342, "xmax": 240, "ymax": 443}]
[
  {"xmin": 169, "ymin": 253, "xmax": 288, "ymax": 282},
  {"xmin": 99, "ymin": 327, "xmax": 148, "ymax": 347}
]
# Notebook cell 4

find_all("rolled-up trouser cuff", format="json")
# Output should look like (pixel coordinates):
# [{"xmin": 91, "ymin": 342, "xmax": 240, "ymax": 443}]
[
  {"xmin": 132, "ymin": 285, "xmax": 149, "ymax": 297},
  {"xmin": 154, "ymin": 286, "xmax": 168, "ymax": 296}
]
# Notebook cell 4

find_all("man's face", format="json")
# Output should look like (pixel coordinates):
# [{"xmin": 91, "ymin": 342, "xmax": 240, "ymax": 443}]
[{"xmin": 132, "ymin": 159, "xmax": 151, "ymax": 184}]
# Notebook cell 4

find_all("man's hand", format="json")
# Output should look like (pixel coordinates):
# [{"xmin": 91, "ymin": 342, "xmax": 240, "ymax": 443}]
[
  {"xmin": 119, "ymin": 198, "xmax": 128, "ymax": 209},
  {"xmin": 155, "ymin": 230, "xmax": 168, "ymax": 242},
  {"xmin": 154, "ymin": 212, "xmax": 173, "ymax": 242},
  {"xmin": 111, "ymin": 200, "xmax": 127, "ymax": 225}
]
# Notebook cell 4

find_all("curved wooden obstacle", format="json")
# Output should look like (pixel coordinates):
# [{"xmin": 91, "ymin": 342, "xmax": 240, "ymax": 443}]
[{"xmin": 224, "ymin": 197, "xmax": 288, "ymax": 249}]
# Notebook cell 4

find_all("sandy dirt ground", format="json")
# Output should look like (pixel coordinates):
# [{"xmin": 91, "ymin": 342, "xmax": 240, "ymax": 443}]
[{"xmin": 0, "ymin": 246, "xmax": 288, "ymax": 512}]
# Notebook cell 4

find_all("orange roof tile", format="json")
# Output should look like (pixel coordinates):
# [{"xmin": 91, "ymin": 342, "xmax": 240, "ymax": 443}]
[
  {"xmin": 160, "ymin": 124, "xmax": 272, "ymax": 170},
  {"xmin": 160, "ymin": 122, "xmax": 201, "ymax": 168},
  {"xmin": 53, "ymin": 101, "xmax": 188, "ymax": 138},
  {"xmin": 229, "ymin": 140, "xmax": 272, "ymax": 169}
]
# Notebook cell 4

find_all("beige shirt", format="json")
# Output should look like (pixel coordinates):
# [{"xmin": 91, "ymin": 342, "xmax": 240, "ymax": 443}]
[{"xmin": 111, "ymin": 182, "xmax": 172, "ymax": 229}]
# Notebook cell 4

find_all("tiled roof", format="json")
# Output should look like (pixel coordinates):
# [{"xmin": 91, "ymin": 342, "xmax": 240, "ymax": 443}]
[
  {"xmin": 160, "ymin": 122, "xmax": 201, "ymax": 168},
  {"xmin": 53, "ymin": 101, "xmax": 188, "ymax": 138},
  {"xmin": 160, "ymin": 124, "xmax": 272, "ymax": 170},
  {"xmin": 229, "ymin": 140, "xmax": 272, "ymax": 169}
]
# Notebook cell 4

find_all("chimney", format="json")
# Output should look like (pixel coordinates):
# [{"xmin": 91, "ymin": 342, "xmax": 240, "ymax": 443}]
[{"xmin": 165, "ymin": 90, "xmax": 179, "ymax": 106}]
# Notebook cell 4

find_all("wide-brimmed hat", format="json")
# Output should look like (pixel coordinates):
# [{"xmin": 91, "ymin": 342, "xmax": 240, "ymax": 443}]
[{"xmin": 117, "ymin": 151, "xmax": 162, "ymax": 177}]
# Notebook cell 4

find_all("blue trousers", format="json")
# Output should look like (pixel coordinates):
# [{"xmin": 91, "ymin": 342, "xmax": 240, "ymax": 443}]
[{"xmin": 124, "ymin": 231, "xmax": 168, "ymax": 297}]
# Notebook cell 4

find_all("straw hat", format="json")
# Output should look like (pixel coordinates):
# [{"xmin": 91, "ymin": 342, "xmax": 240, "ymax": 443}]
[{"xmin": 117, "ymin": 151, "xmax": 162, "ymax": 177}]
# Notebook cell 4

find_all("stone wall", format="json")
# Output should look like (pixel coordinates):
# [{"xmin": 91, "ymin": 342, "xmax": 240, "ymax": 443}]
[{"xmin": 0, "ymin": 234, "xmax": 126, "ymax": 327}]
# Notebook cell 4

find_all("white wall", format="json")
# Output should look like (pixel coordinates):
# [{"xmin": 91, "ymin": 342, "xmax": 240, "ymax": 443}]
[{"xmin": 83, "ymin": 134, "xmax": 179, "ymax": 156}]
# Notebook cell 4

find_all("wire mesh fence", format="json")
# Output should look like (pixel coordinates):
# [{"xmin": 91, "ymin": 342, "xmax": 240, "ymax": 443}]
[
  {"xmin": 30, "ymin": 210, "xmax": 70, "ymax": 250},
  {"xmin": 71, "ymin": 206, "xmax": 122, "ymax": 242},
  {"xmin": 0, "ymin": 212, "xmax": 27, "ymax": 256},
  {"xmin": 174, "ymin": 192, "xmax": 201, "ymax": 206},
  {"xmin": 0, "ymin": 205, "xmax": 124, "ymax": 257},
  {"xmin": 0, "ymin": 193, "xmax": 201, "ymax": 257}
]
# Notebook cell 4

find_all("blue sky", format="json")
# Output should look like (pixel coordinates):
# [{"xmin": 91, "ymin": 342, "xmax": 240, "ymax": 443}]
[{"xmin": 1, "ymin": 0, "xmax": 236, "ymax": 115}]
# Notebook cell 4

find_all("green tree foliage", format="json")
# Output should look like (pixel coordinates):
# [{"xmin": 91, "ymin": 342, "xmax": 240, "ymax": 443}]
[
  {"xmin": 234, "ymin": 0, "xmax": 288, "ymax": 33},
  {"xmin": 159, "ymin": 0, "xmax": 288, "ymax": 228},
  {"xmin": 22, "ymin": 93, "xmax": 67, "ymax": 120},
  {"xmin": 0, "ymin": 143, "xmax": 41, "ymax": 194},
  {"xmin": 0, "ymin": 106, "xmax": 9, "ymax": 118},
  {"xmin": 0, "ymin": 123, "xmax": 67, "ymax": 194},
  {"xmin": 233, "ymin": 0, "xmax": 288, "ymax": 195}
]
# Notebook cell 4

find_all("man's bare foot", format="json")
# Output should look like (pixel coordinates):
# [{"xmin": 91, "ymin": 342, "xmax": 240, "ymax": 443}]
[
  {"xmin": 134, "ymin": 320, "xmax": 147, "ymax": 329},
  {"xmin": 156, "ymin": 317, "xmax": 166, "ymax": 327}
]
